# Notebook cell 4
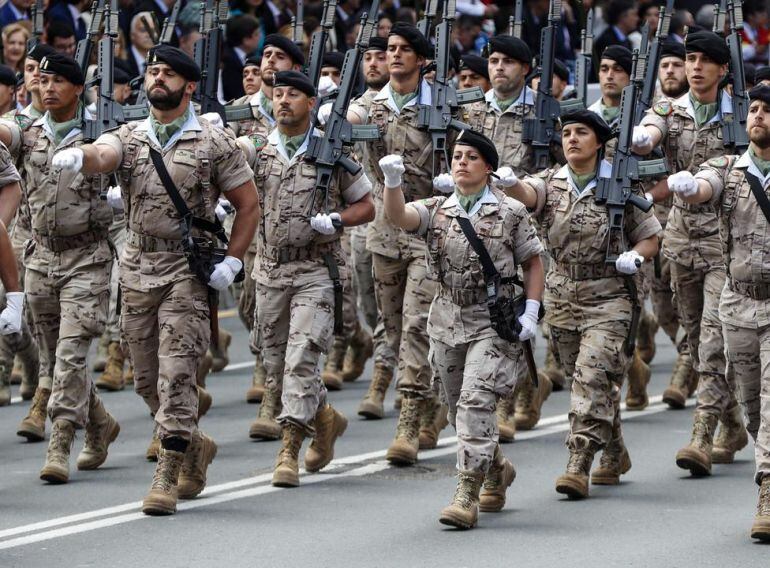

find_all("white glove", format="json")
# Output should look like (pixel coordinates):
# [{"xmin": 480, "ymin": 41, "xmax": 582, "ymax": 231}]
[
  {"xmin": 493, "ymin": 166, "xmax": 518, "ymax": 188},
  {"xmin": 317, "ymin": 101, "xmax": 333, "ymax": 126},
  {"xmin": 667, "ymin": 170, "xmax": 699, "ymax": 197},
  {"xmin": 215, "ymin": 197, "xmax": 231, "ymax": 222},
  {"xmin": 310, "ymin": 212, "xmax": 341, "ymax": 235},
  {"xmin": 201, "ymin": 112, "xmax": 224, "ymax": 130},
  {"xmin": 52, "ymin": 148, "xmax": 84, "ymax": 173},
  {"xmin": 432, "ymin": 173, "xmax": 455, "ymax": 194},
  {"xmin": 615, "ymin": 250, "xmax": 644, "ymax": 274},
  {"xmin": 208, "ymin": 256, "xmax": 242, "ymax": 291},
  {"xmin": 318, "ymin": 76, "xmax": 338, "ymax": 97},
  {"xmin": 517, "ymin": 299, "xmax": 540, "ymax": 342},
  {"xmin": 106, "ymin": 186, "xmax": 124, "ymax": 210},
  {"xmin": 379, "ymin": 155, "xmax": 405, "ymax": 188},
  {"xmin": 632, "ymin": 125, "xmax": 652, "ymax": 149},
  {"xmin": 0, "ymin": 291, "xmax": 23, "ymax": 335}
]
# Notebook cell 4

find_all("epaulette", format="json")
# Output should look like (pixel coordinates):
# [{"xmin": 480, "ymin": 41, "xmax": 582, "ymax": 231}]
[{"xmin": 653, "ymin": 100, "xmax": 673, "ymax": 116}]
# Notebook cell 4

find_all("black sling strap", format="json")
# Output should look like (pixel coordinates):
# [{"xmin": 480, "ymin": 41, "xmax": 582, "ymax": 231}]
[
  {"xmin": 745, "ymin": 170, "xmax": 770, "ymax": 225},
  {"xmin": 455, "ymin": 215, "xmax": 502, "ymax": 305}
]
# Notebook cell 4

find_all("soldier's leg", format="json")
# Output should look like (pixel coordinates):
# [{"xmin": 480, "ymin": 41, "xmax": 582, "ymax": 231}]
[
  {"xmin": 121, "ymin": 286, "xmax": 162, "ymax": 419},
  {"xmin": 0, "ymin": 287, "xmax": 35, "ymax": 405},
  {"xmin": 241, "ymin": 250, "xmax": 267, "ymax": 403},
  {"xmin": 96, "ymin": 219, "xmax": 127, "ymax": 391}
]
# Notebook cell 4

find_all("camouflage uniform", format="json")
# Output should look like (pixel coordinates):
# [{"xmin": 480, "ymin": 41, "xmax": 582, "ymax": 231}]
[
  {"xmin": 694, "ymin": 153, "xmax": 770, "ymax": 483},
  {"xmin": 96, "ymin": 112, "xmax": 254, "ymax": 441},
  {"xmin": 640, "ymin": 92, "xmax": 736, "ymax": 420},
  {"xmin": 242, "ymin": 127, "xmax": 371, "ymax": 432},
  {"xmin": 587, "ymin": 99, "xmax": 620, "ymax": 161},
  {"xmin": 410, "ymin": 187, "xmax": 543, "ymax": 472},
  {"xmin": 523, "ymin": 161, "xmax": 661, "ymax": 450}
]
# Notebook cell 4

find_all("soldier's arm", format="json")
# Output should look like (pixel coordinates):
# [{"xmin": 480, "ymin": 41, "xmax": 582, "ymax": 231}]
[
  {"xmin": 521, "ymin": 255, "xmax": 545, "ymax": 302},
  {"xmin": 632, "ymin": 109, "xmax": 668, "ymax": 154},
  {"xmin": 0, "ymin": 220, "xmax": 18, "ymax": 293},
  {"xmin": 80, "ymin": 142, "xmax": 122, "ymax": 174},
  {"xmin": 644, "ymin": 177, "xmax": 672, "ymax": 203},
  {"xmin": 224, "ymin": 180, "xmax": 260, "ymax": 261},
  {"xmin": 383, "ymin": 182, "xmax": 420, "ymax": 232},
  {"xmin": 340, "ymin": 192, "xmax": 375, "ymax": 227},
  {"xmin": 504, "ymin": 179, "xmax": 538, "ymax": 210}
]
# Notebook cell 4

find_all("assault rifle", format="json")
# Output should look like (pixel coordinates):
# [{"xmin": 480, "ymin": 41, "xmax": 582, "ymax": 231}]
[
  {"xmin": 306, "ymin": 0, "xmax": 338, "ymax": 88},
  {"xmin": 522, "ymin": 0, "xmax": 562, "ymax": 171},
  {"xmin": 510, "ymin": 0, "xmax": 523, "ymax": 38},
  {"xmin": 28, "ymin": 0, "xmax": 43, "ymax": 51},
  {"xmin": 292, "ymin": 0, "xmax": 304, "ymax": 47},
  {"xmin": 714, "ymin": 0, "xmax": 728, "ymax": 35},
  {"xmin": 75, "ymin": 0, "xmax": 105, "ymax": 74},
  {"xmin": 723, "ymin": 0, "xmax": 750, "ymax": 152},
  {"xmin": 560, "ymin": 8, "xmax": 593, "ymax": 112},
  {"xmin": 633, "ymin": 0, "xmax": 674, "ymax": 124},
  {"xmin": 193, "ymin": 0, "xmax": 228, "ymax": 124},
  {"xmin": 417, "ymin": 0, "xmax": 439, "ymax": 40}
]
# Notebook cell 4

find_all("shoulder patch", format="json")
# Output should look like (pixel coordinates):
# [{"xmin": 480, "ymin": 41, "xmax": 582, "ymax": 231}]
[
  {"xmin": 251, "ymin": 134, "xmax": 267, "ymax": 152},
  {"xmin": 14, "ymin": 114, "xmax": 33, "ymax": 130},
  {"xmin": 707, "ymin": 156, "xmax": 729, "ymax": 168},
  {"xmin": 653, "ymin": 100, "xmax": 673, "ymax": 116}
]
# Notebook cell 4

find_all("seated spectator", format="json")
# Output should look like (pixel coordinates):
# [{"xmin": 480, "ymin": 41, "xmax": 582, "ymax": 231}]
[
  {"xmin": 2, "ymin": 23, "xmax": 29, "ymax": 73},
  {"xmin": 0, "ymin": 0, "xmax": 32, "ymax": 30},
  {"xmin": 46, "ymin": 21, "xmax": 76, "ymax": 58},
  {"xmin": 223, "ymin": 14, "xmax": 261, "ymax": 101},
  {"xmin": 0, "ymin": 65, "xmax": 18, "ymax": 115},
  {"xmin": 46, "ymin": 0, "xmax": 87, "ymax": 41}
]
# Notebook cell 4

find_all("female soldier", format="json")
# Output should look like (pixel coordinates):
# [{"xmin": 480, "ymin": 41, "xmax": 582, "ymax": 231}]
[
  {"xmin": 379, "ymin": 129, "xmax": 545, "ymax": 530},
  {"xmin": 502, "ymin": 110, "xmax": 661, "ymax": 499}
]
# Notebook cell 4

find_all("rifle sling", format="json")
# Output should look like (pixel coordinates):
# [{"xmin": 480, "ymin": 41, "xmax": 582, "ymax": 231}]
[{"xmin": 746, "ymin": 171, "xmax": 770, "ymax": 225}]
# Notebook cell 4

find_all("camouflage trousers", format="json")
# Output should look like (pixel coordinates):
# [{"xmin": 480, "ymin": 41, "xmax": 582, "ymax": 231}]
[
  {"xmin": 551, "ymin": 320, "xmax": 631, "ymax": 450},
  {"xmin": 723, "ymin": 322, "xmax": 770, "ymax": 484},
  {"xmin": 256, "ymin": 268, "xmax": 334, "ymax": 434},
  {"xmin": 121, "ymin": 278, "xmax": 210, "ymax": 441},
  {"xmin": 670, "ymin": 262, "xmax": 734, "ymax": 417},
  {"xmin": 103, "ymin": 215, "xmax": 126, "ymax": 343},
  {"xmin": 26, "ymin": 257, "xmax": 111, "ymax": 428},
  {"xmin": 372, "ymin": 245, "xmax": 435, "ymax": 398},
  {"xmin": 430, "ymin": 335, "xmax": 523, "ymax": 473},
  {"xmin": 340, "ymin": 231, "xmax": 358, "ymax": 339},
  {"xmin": 650, "ymin": 253, "xmax": 686, "ymax": 349}
]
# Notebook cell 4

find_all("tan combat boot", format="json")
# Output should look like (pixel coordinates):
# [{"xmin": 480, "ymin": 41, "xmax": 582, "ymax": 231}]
[
  {"xmin": 637, "ymin": 311, "xmax": 658, "ymax": 364},
  {"xmin": 272, "ymin": 423, "xmax": 304, "ymax": 487},
  {"xmin": 439, "ymin": 470, "xmax": 485, "ymax": 529},
  {"xmin": 123, "ymin": 363, "xmax": 134, "ymax": 386},
  {"xmin": 321, "ymin": 336, "xmax": 346, "ymax": 391},
  {"xmin": 514, "ymin": 374, "xmax": 553, "ymax": 431},
  {"xmin": 541, "ymin": 342, "xmax": 567, "ymax": 392},
  {"xmin": 196, "ymin": 386, "xmax": 212, "ymax": 419},
  {"xmin": 712, "ymin": 403, "xmax": 749, "ymax": 464},
  {"xmin": 245, "ymin": 356, "xmax": 266, "ymax": 403},
  {"xmin": 146, "ymin": 431, "xmax": 160, "ymax": 461},
  {"xmin": 625, "ymin": 351, "xmax": 651, "ymax": 411},
  {"xmin": 341, "ymin": 323, "xmax": 373, "ymax": 382},
  {"xmin": 394, "ymin": 391, "xmax": 403, "ymax": 411},
  {"xmin": 496, "ymin": 392, "xmax": 516, "ymax": 443},
  {"xmin": 95, "ymin": 342, "xmax": 126, "ymax": 392},
  {"xmin": 479, "ymin": 447, "xmax": 516, "ymax": 512},
  {"xmin": 555, "ymin": 447, "xmax": 596, "ymax": 499},
  {"xmin": 17, "ymin": 386, "xmax": 51, "ymax": 442},
  {"xmin": 662, "ymin": 351, "xmax": 696, "ymax": 409},
  {"xmin": 92, "ymin": 333, "xmax": 110, "ymax": 372},
  {"xmin": 177, "ymin": 431, "xmax": 218, "ymax": 499},
  {"xmin": 0, "ymin": 361, "xmax": 9, "ymax": 406},
  {"xmin": 40, "ymin": 419, "xmax": 76, "ymax": 484},
  {"xmin": 418, "ymin": 398, "xmax": 449, "ymax": 450},
  {"xmin": 591, "ymin": 441, "xmax": 632, "ymax": 485},
  {"xmin": 142, "ymin": 448, "xmax": 185, "ymax": 515},
  {"xmin": 751, "ymin": 475, "xmax": 770, "ymax": 542},
  {"xmin": 210, "ymin": 329, "xmax": 231, "ymax": 373},
  {"xmin": 304, "ymin": 405, "xmax": 347, "ymax": 472},
  {"xmin": 18, "ymin": 339, "xmax": 39, "ymax": 401},
  {"xmin": 358, "ymin": 363, "xmax": 393, "ymax": 419},
  {"xmin": 675, "ymin": 412, "xmax": 718, "ymax": 476},
  {"xmin": 386, "ymin": 396, "xmax": 425, "ymax": 465},
  {"xmin": 249, "ymin": 384, "xmax": 282, "ymax": 440},
  {"xmin": 196, "ymin": 352, "xmax": 213, "ymax": 389},
  {"xmin": 76, "ymin": 409, "xmax": 120, "ymax": 470}
]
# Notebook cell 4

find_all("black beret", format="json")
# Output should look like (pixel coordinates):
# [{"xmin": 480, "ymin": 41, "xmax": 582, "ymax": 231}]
[
  {"xmin": 660, "ymin": 40, "xmax": 686, "ymax": 61},
  {"xmin": 756, "ymin": 66, "xmax": 770, "ymax": 84},
  {"xmin": 601, "ymin": 45, "xmax": 632, "ymax": 76},
  {"xmin": 26, "ymin": 43, "xmax": 56, "ymax": 63},
  {"xmin": 244, "ymin": 55, "xmax": 261, "ymax": 68},
  {"xmin": 147, "ymin": 44, "xmax": 201, "ymax": 81},
  {"xmin": 273, "ymin": 70, "xmax": 316, "ymax": 97},
  {"xmin": 486, "ymin": 35, "xmax": 532, "ymax": 65},
  {"xmin": 113, "ymin": 66, "xmax": 131, "ymax": 85},
  {"xmin": 455, "ymin": 129, "xmax": 498, "ymax": 171},
  {"xmin": 322, "ymin": 51, "xmax": 345, "ymax": 71},
  {"xmin": 0, "ymin": 65, "xmax": 17, "ymax": 87},
  {"xmin": 554, "ymin": 59, "xmax": 569, "ymax": 82},
  {"xmin": 39, "ymin": 53, "xmax": 84, "ymax": 85},
  {"xmin": 366, "ymin": 36, "xmax": 388, "ymax": 52},
  {"xmin": 560, "ymin": 110, "xmax": 613, "ymax": 144},
  {"xmin": 263, "ymin": 33, "xmax": 305, "ymax": 65},
  {"xmin": 745, "ymin": 63, "xmax": 757, "ymax": 85},
  {"xmin": 389, "ymin": 23, "xmax": 432, "ymax": 58},
  {"xmin": 749, "ymin": 83, "xmax": 770, "ymax": 105},
  {"xmin": 459, "ymin": 54, "xmax": 489, "ymax": 80},
  {"xmin": 685, "ymin": 30, "xmax": 730, "ymax": 65}
]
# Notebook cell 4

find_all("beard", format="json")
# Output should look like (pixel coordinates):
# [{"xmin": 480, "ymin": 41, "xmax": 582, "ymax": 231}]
[
  {"xmin": 661, "ymin": 79, "xmax": 688, "ymax": 98},
  {"xmin": 366, "ymin": 73, "xmax": 388, "ymax": 90},
  {"xmin": 751, "ymin": 125, "xmax": 770, "ymax": 149},
  {"xmin": 148, "ymin": 83, "xmax": 186, "ymax": 110}
]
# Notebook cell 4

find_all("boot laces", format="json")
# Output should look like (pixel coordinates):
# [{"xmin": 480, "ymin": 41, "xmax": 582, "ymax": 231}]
[
  {"xmin": 151, "ymin": 452, "xmax": 182, "ymax": 492},
  {"xmin": 30, "ymin": 389, "xmax": 48, "ymax": 420},
  {"xmin": 396, "ymin": 399, "xmax": 420, "ymax": 438},
  {"xmin": 691, "ymin": 416, "xmax": 713, "ymax": 450},
  {"xmin": 758, "ymin": 478, "xmax": 770, "ymax": 517},
  {"xmin": 278, "ymin": 426, "xmax": 302, "ymax": 464},
  {"xmin": 599, "ymin": 442, "xmax": 624, "ymax": 470},
  {"xmin": 259, "ymin": 386, "xmax": 280, "ymax": 419},
  {"xmin": 566, "ymin": 451, "xmax": 591, "ymax": 475},
  {"xmin": 453, "ymin": 473, "xmax": 479, "ymax": 510}
]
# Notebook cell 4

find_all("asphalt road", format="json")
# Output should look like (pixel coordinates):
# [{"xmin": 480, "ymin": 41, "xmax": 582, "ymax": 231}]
[{"xmin": 0, "ymin": 315, "xmax": 767, "ymax": 567}]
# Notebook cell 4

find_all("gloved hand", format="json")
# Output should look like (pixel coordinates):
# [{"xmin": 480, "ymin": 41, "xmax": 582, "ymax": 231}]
[
  {"xmin": 200, "ymin": 112, "xmax": 224, "ymax": 129},
  {"xmin": 310, "ymin": 212, "xmax": 341, "ymax": 235},
  {"xmin": 317, "ymin": 102, "xmax": 333, "ymax": 126},
  {"xmin": 432, "ymin": 173, "xmax": 454, "ymax": 194},
  {"xmin": 379, "ymin": 155, "xmax": 405, "ymax": 188},
  {"xmin": 208, "ymin": 256, "xmax": 243, "ymax": 291},
  {"xmin": 106, "ymin": 186, "xmax": 124, "ymax": 210},
  {"xmin": 632, "ymin": 125, "xmax": 652, "ymax": 149},
  {"xmin": 52, "ymin": 148, "xmax": 84, "ymax": 173},
  {"xmin": 667, "ymin": 170, "xmax": 699, "ymax": 197},
  {"xmin": 615, "ymin": 250, "xmax": 644, "ymax": 274},
  {"xmin": 215, "ymin": 197, "xmax": 231, "ymax": 222},
  {"xmin": 517, "ymin": 299, "xmax": 540, "ymax": 342},
  {"xmin": 493, "ymin": 166, "xmax": 518, "ymax": 188},
  {"xmin": 0, "ymin": 291, "xmax": 23, "ymax": 335},
  {"xmin": 318, "ymin": 76, "xmax": 338, "ymax": 97}
]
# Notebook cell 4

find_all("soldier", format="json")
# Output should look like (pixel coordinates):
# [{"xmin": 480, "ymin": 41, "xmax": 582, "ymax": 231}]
[
  {"xmin": 0, "ymin": 219, "xmax": 24, "ymax": 344},
  {"xmin": 505, "ymin": 110, "xmax": 661, "ymax": 499},
  {"xmin": 633, "ymin": 30, "xmax": 747, "ymax": 475},
  {"xmin": 241, "ymin": 56, "xmax": 262, "ymax": 98},
  {"xmin": 237, "ymin": 70, "xmax": 373, "ymax": 487},
  {"xmin": 52, "ymin": 45, "xmax": 259, "ymax": 515},
  {"xmin": 320, "ymin": 51, "xmax": 345, "ymax": 87},
  {"xmin": 457, "ymin": 54, "xmax": 491, "ymax": 92},
  {"xmin": 0, "ymin": 53, "xmax": 120, "ymax": 484},
  {"xmin": 380, "ymin": 129, "xmax": 544, "ymax": 529},
  {"xmin": 658, "ymin": 41, "xmax": 689, "ymax": 101},
  {"xmin": 666, "ymin": 84, "xmax": 770, "ymax": 542}
]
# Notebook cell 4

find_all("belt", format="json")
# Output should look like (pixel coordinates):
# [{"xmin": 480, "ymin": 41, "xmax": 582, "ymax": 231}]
[
  {"xmin": 34, "ymin": 230, "xmax": 105, "ymax": 253},
  {"xmin": 126, "ymin": 229, "xmax": 185, "ymax": 253},
  {"xmin": 437, "ymin": 285, "xmax": 487, "ymax": 306},
  {"xmin": 729, "ymin": 278, "xmax": 770, "ymax": 301},
  {"xmin": 674, "ymin": 201, "xmax": 709, "ymax": 213},
  {"xmin": 552, "ymin": 261, "xmax": 620, "ymax": 281},
  {"xmin": 261, "ymin": 242, "xmax": 338, "ymax": 265}
]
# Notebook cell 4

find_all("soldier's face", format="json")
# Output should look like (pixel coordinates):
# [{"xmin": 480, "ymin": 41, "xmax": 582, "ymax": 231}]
[
  {"xmin": 24, "ymin": 57, "xmax": 41, "ymax": 94},
  {"xmin": 748, "ymin": 99, "xmax": 770, "ymax": 148},
  {"xmin": 562, "ymin": 123, "xmax": 602, "ymax": 165},
  {"xmin": 39, "ymin": 73, "xmax": 83, "ymax": 112},
  {"xmin": 320, "ymin": 66, "xmax": 342, "ymax": 86},
  {"xmin": 114, "ymin": 83, "xmax": 131, "ymax": 104},
  {"xmin": 261, "ymin": 47, "xmax": 296, "ymax": 87},
  {"xmin": 363, "ymin": 50, "xmax": 388, "ymax": 90},
  {"xmin": 387, "ymin": 37, "xmax": 423, "ymax": 79},
  {"xmin": 598, "ymin": 59, "xmax": 629, "ymax": 100},
  {"xmin": 145, "ymin": 64, "xmax": 194, "ymax": 110},
  {"xmin": 659, "ymin": 56, "xmax": 687, "ymax": 97},
  {"xmin": 488, "ymin": 53, "xmax": 527, "ymax": 97},
  {"xmin": 451, "ymin": 144, "xmax": 491, "ymax": 189},
  {"xmin": 458, "ymin": 69, "xmax": 490, "ymax": 92},
  {"xmin": 273, "ymin": 86, "xmax": 315, "ymax": 128},
  {"xmin": 243, "ymin": 65, "xmax": 261, "ymax": 96},
  {"xmin": 0, "ymin": 84, "xmax": 14, "ymax": 114},
  {"xmin": 685, "ymin": 52, "xmax": 727, "ymax": 93}
]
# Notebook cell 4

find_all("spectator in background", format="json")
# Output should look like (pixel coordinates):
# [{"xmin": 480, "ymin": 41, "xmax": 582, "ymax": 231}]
[
  {"xmin": 223, "ymin": 14, "xmax": 261, "ymax": 101},
  {"xmin": 242, "ymin": 56, "xmax": 262, "ymax": 97},
  {"xmin": 454, "ymin": 15, "xmax": 486, "ymax": 56},
  {"xmin": 2, "ymin": 23, "xmax": 29, "ymax": 74},
  {"xmin": 377, "ymin": 13, "xmax": 393, "ymax": 38},
  {"xmin": 630, "ymin": 1, "xmax": 660, "ymax": 51},
  {"xmin": 231, "ymin": 0, "xmax": 292, "ymax": 37},
  {"xmin": 127, "ymin": 11, "xmax": 158, "ymax": 79},
  {"xmin": 592, "ymin": 0, "xmax": 638, "ymax": 81},
  {"xmin": 46, "ymin": 21, "xmax": 77, "ymax": 58},
  {"xmin": 742, "ymin": 0, "xmax": 770, "ymax": 64},
  {"xmin": 0, "ymin": 65, "xmax": 18, "ymax": 115},
  {"xmin": 113, "ymin": 66, "xmax": 133, "ymax": 105},
  {"xmin": 178, "ymin": 23, "xmax": 202, "ymax": 59},
  {"xmin": 46, "ymin": 0, "xmax": 87, "ymax": 41},
  {"xmin": 335, "ymin": 0, "xmax": 362, "ymax": 51},
  {"xmin": 0, "ymin": 0, "xmax": 32, "ymax": 29},
  {"xmin": 670, "ymin": 10, "xmax": 694, "ymax": 44},
  {"xmin": 132, "ymin": 0, "xmax": 180, "ymax": 45}
]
